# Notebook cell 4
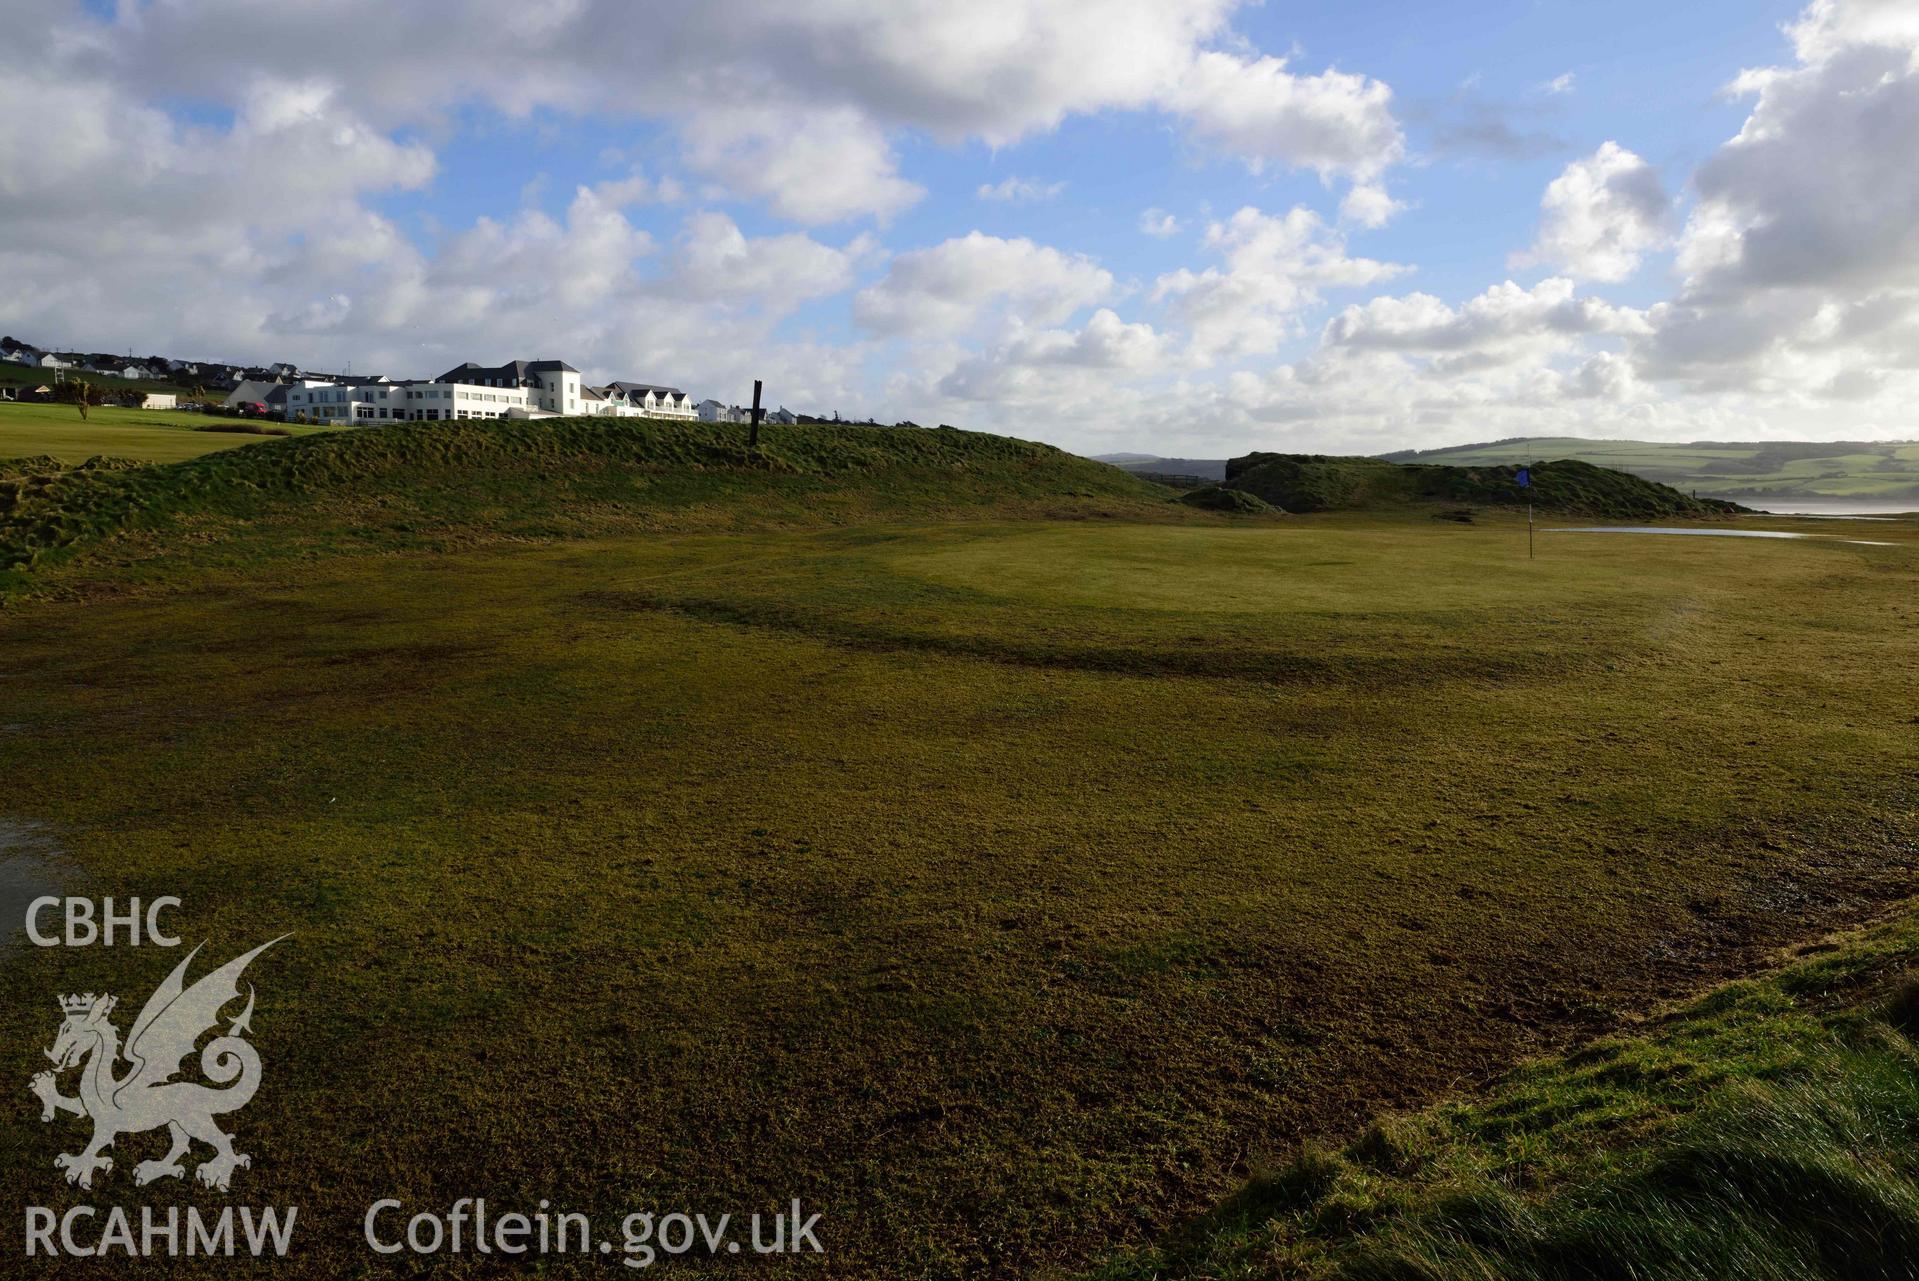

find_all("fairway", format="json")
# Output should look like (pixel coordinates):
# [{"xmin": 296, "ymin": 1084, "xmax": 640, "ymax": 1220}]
[
  {"xmin": 0, "ymin": 402, "xmax": 325, "ymax": 464},
  {"xmin": 3, "ymin": 503, "xmax": 1915, "ymax": 1277}
]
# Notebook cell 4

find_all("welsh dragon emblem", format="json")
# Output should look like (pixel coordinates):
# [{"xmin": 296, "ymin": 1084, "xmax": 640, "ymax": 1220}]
[{"xmin": 30, "ymin": 937, "xmax": 287, "ymax": 1191}]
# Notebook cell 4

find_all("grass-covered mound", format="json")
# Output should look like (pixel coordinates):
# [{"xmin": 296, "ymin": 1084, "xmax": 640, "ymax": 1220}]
[
  {"xmin": 1178, "ymin": 483, "xmax": 1283, "ymax": 515},
  {"xmin": 1093, "ymin": 912, "xmax": 1919, "ymax": 1280},
  {"xmin": 1221, "ymin": 453, "xmax": 1743, "ymax": 518},
  {"xmin": 0, "ymin": 417, "xmax": 1163, "ymax": 580}
]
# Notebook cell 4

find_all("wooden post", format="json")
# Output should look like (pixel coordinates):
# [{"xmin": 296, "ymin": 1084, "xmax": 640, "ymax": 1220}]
[{"xmin": 749, "ymin": 379, "xmax": 763, "ymax": 450}]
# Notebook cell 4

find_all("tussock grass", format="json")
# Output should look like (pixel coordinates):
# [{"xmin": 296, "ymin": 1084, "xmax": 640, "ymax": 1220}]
[{"xmin": 1093, "ymin": 925, "xmax": 1919, "ymax": 1281}]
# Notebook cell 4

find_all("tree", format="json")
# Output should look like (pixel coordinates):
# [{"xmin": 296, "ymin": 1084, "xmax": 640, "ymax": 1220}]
[{"xmin": 55, "ymin": 378, "xmax": 105, "ymax": 420}]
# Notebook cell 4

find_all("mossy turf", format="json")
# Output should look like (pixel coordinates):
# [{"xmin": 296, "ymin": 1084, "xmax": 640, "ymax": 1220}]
[{"xmin": 0, "ymin": 426, "xmax": 1915, "ymax": 1277}]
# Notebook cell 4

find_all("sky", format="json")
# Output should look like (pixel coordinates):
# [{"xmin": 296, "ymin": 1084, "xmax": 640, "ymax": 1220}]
[{"xmin": 3, "ymin": 0, "xmax": 1917, "ymax": 457}]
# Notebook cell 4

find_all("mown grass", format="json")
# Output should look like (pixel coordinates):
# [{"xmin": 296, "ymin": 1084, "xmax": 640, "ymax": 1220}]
[
  {"xmin": 0, "ymin": 401, "xmax": 326, "ymax": 464},
  {"xmin": 1090, "ymin": 915, "xmax": 1919, "ymax": 1281},
  {"xmin": 0, "ymin": 428, "xmax": 1915, "ymax": 1277}
]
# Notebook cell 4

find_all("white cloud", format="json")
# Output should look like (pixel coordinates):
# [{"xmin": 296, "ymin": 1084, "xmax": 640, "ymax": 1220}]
[
  {"xmin": 853, "ymin": 232, "xmax": 1114, "ymax": 339},
  {"xmin": 666, "ymin": 211, "xmax": 874, "ymax": 307},
  {"xmin": 1162, "ymin": 50, "xmax": 1404, "ymax": 181},
  {"xmin": 1153, "ymin": 206, "xmax": 1409, "ymax": 362},
  {"xmin": 977, "ymin": 176, "xmax": 1067, "ymax": 203},
  {"xmin": 1513, "ymin": 142, "xmax": 1673, "ymax": 282},
  {"xmin": 1338, "ymin": 182, "xmax": 1405, "ymax": 229},
  {"xmin": 1541, "ymin": 72, "xmax": 1576, "ymax": 95},
  {"xmin": 677, "ymin": 104, "xmax": 923, "ymax": 224},
  {"xmin": 1325, "ymin": 278, "xmax": 1647, "ymax": 366},
  {"xmin": 1635, "ymin": 0, "xmax": 1919, "ymax": 400},
  {"xmin": 1139, "ymin": 209, "xmax": 1182, "ymax": 237},
  {"xmin": 936, "ymin": 308, "xmax": 1168, "ymax": 401},
  {"xmin": 7, "ymin": 0, "xmax": 1918, "ymax": 459},
  {"xmin": 67, "ymin": 0, "xmax": 1403, "ymax": 224}
]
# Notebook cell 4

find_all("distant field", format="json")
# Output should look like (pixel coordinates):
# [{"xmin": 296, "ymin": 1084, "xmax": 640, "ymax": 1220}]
[
  {"xmin": 0, "ymin": 359, "xmax": 200, "ymax": 398},
  {"xmin": 2, "ymin": 423, "xmax": 1915, "ymax": 1276},
  {"xmin": 1384, "ymin": 435, "xmax": 1919, "ymax": 504},
  {"xmin": 0, "ymin": 401, "xmax": 324, "ymax": 463}
]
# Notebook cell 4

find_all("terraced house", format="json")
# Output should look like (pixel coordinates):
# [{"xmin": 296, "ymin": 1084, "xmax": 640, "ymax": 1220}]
[{"xmin": 595, "ymin": 381, "xmax": 697, "ymax": 420}]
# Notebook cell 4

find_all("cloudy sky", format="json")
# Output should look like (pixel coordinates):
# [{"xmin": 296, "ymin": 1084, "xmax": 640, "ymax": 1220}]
[{"xmin": 3, "ymin": 0, "xmax": 1916, "ymax": 456}]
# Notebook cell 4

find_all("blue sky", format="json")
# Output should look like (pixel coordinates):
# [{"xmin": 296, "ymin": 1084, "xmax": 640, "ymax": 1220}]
[{"xmin": 3, "ymin": 0, "xmax": 1915, "ymax": 454}]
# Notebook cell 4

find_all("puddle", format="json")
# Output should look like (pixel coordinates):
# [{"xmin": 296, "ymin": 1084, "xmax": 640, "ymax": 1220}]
[
  {"xmin": 1547, "ymin": 526, "xmax": 1894, "ymax": 547},
  {"xmin": 0, "ymin": 820, "xmax": 71, "ymax": 948}
]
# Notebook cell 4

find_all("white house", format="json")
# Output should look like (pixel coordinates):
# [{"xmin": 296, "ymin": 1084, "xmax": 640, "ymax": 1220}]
[
  {"xmin": 696, "ymin": 398, "xmax": 749, "ymax": 423},
  {"xmin": 130, "ymin": 392, "xmax": 177, "ymax": 410},
  {"xmin": 600, "ymin": 381, "xmax": 697, "ymax": 419},
  {"xmin": 37, "ymin": 353, "xmax": 70, "ymax": 370}
]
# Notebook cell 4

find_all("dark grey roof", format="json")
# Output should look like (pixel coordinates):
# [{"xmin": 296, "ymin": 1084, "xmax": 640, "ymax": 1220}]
[
  {"xmin": 435, "ymin": 360, "xmax": 535, "ymax": 384},
  {"xmin": 526, "ymin": 359, "xmax": 577, "ymax": 372},
  {"xmin": 607, "ymin": 381, "xmax": 686, "ymax": 397}
]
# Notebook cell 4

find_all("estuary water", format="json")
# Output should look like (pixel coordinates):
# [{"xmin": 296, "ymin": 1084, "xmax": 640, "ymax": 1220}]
[{"xmin": 1547, "ymin": 526, "xmax": 1895, "ymax": 546}]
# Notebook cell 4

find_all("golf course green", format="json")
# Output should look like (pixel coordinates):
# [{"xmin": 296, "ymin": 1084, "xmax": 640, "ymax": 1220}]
[{"xmin": 2, "ymin": 421, "xmax": 1915, "ymax": 1277}]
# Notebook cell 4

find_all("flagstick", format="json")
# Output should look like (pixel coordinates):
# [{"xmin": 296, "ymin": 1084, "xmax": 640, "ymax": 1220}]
[{"xmin": 1528, "ymin": 502, "xmax": 1534, "ymax": 560}]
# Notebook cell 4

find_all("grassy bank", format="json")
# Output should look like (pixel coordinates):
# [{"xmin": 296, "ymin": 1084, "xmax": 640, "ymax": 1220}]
[
  {"xmin": 1221, "ymin": 453, "xmax": 1739, "ymax": 518},
  {"xmin": 0, "ymin": 417, "xmax": 1167, "ymax": 582},
  {"xmin": 1092, "ymin": 910, "xmax": 1919, "ymax": 1280}
]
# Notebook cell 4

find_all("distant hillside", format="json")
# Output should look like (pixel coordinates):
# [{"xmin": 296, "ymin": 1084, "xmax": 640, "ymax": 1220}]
[
  {"xmin": 1221, "ymin": 453, "xmax": 1741, "ymax": 518},
  {"xmin": 1379, "ymin": 436, "xmax": 1919, "ymax": 504},
  {"xmin": 1098, "ymin": 456, "xmax": 1229, "ymax": 481},
  {"xmin": 1, "ymin": 419, "xmax": 1165, "ymax": 582}
]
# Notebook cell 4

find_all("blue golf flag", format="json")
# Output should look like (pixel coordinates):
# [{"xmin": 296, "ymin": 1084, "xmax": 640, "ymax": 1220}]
[{"xmin": 1515, "ymin": 466, "xmax": 1531, "ymax": 488}]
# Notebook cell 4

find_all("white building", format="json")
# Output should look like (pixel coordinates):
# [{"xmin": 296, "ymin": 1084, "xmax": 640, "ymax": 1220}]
[
  {"xmin": 437, "ymin": 360, "xmax": 588, "ymax": 415},
  {"xmin": 130, "ymin": 392, "xmax": 177, "ymax": 410},
  {"xmin": 284, "ymin": 376, "xmax": 530, "ymax": 423},
  {"xmin": 37, "ymin": 353, "xmax": 70, "ymax": 370},
  {"xmin": 696, "ymin": 398, "xmax": 749, "ymax": 423},
  {"xmin": 598, "ymin": 381, "xmax": 697, "ymax": 419}
]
